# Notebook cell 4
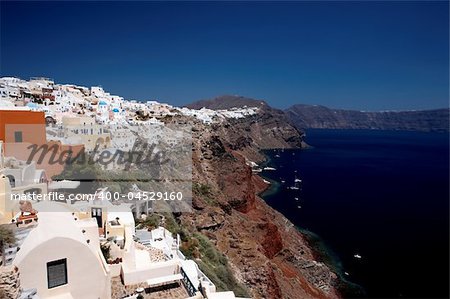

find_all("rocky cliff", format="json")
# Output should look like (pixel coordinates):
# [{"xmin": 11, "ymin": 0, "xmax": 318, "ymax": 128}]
[
  {"xmin": 285, "ymin": 104, "xmax": 449, "ymax": 132},
  {"xmin": 175, "ymin": 96, "xmax": 340, "ymax": 298}
]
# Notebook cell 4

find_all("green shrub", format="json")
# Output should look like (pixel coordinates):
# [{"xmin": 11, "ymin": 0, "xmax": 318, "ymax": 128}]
[
  {"xmin": 193, "ymin": 233, "xmax": 249, "ymax": 297},
  {"xmin": 137, "ymin": 214, "xmax": 161, "ymax": 229},
  {"xmin": 161, "ymin": 214, "xmax": 249, "ymax": 297},
  {"xmin": 0, "ymin": 225, "xmax": 15, "ymax": 248},
  {"xmin": 193, "ymin": 182, "xmax": 217, "ymax": 205}
]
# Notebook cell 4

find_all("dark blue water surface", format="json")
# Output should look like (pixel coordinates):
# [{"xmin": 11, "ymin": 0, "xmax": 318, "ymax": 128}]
[{"xmin": 261, "ymin": 130, "xmax": 449, "ymax": 298}]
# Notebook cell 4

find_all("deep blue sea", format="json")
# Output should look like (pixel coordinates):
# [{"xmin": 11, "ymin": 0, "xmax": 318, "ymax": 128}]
[{"xmin": 261, "ymin": 129, "xmax": 449, "ymax": 298}]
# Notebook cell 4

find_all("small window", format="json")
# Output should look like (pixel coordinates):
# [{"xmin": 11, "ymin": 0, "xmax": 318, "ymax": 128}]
[
  {"xmin": 6, "ymin": 175, "xmax": 15, "ymax": 188},
  {"xmin": 14, "ymin": 131, "xmax": 23, "ymax": 143},
  {"xmin": 47, "ymin": 258, "xmax": 67, "ymax": 289}
]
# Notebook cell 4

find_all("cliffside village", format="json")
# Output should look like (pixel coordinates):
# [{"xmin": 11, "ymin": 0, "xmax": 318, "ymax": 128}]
[{"xmin": 0, "ymin": 77, "xmax": 257, "ymax": 299}]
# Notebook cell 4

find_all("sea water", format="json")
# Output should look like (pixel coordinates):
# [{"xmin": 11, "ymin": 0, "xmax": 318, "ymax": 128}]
[{"xmin": 261, "ymin": 129, "xmax": 449, "ymax": 298}]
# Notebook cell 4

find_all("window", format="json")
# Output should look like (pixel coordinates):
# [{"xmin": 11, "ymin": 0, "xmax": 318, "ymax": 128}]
[
  {"xmin": 6, "ymin": 175, "xmax": 15, "ymax": 188},
  {"xmin": 47, "ymin": 259, "xmax": 67, "ymax": 289},
  {"xmin": 14, "ymin": 131, "xmax": 23, "ymax": 143}
]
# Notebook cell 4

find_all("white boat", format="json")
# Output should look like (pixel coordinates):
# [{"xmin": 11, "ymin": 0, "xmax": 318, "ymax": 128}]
[
  {"xmin": 275, "ymin": 154, "xmax": 280, "ymax": 158},
  {"xmin": 288, "ymin": 175, "xmax": 301, "ymax": 190},
  {"xmin": 263, "ymin": 167, "xmax": 276, "ymax": 171},
  {"xmin": 344, "ymin": 272, "xmax": 350, "ymax": 276},
  {"xmin": 354, "ymin": 254, "xmax": 362, "ymax": 259},
  {"xmin": 281, "ymin": 180, "xmax": 285, "ymax": 183},
  {"xmin": 294, "ymin": 197, "xmax": 299, "ymax": 201},
  {"xmin": 297, "ymin": 205, "xmax": 301, "ymax": 209}
]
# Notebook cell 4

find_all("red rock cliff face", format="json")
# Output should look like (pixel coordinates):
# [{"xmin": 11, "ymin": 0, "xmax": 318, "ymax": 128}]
[
  {"xmin": 182, "ymin": 108, "xmax": 340, "ymax": 299},
  {"xmin": 219, "ymin": 154, "xmax": 256, "ymax": 213},
  {"xmin": 260, "ymin": 222, "xmax": 283, "ymax": 259}
]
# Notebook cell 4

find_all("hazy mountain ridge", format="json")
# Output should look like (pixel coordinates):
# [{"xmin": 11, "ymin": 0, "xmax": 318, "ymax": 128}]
[
  {"xmin": 285, "ymin": 104, "xmax": 449, "ymax": 132},
  {"xmin": 188, "ymin": 95, "xmax": 449, "ymax": 132}
]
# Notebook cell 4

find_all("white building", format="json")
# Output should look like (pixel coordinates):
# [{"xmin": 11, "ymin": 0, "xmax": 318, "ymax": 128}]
[
  {"xmin": 90, "ymin": 86, "xmax": 107, "ymax": 98},
  {"xmin": 0, "ymin": 77, "xmax": 24, "ymax": 101},
  {"xmin": 0, "ymin": 155, "xmax": 48, "ymax": 225},
  {"xmin": 13, "ymin": 209, "xmax": 111, "ymax": 299}
]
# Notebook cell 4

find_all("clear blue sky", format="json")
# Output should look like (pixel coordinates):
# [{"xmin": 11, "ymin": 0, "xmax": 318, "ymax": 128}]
[{"xmin": 1, "ymin": 1, "xmax": 448, "ymax": 110}]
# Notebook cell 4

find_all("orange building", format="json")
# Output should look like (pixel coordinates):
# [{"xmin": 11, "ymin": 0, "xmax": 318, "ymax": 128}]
[
  {"xmin": 0, "ymin": 110, "xmax": 46, "ymax": 145},
  {"xmin": 0, "ymin": 110, "xmax": 85, "ymax": 178}
]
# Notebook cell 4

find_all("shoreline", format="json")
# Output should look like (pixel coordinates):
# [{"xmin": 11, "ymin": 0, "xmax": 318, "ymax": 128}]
[{"xmin": 256, "ymin": 149, "xmax": 365, "ymax": 298}]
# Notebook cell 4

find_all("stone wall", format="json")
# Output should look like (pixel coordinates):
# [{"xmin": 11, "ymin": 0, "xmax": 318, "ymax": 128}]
[{"xmin": 0, "ymin": 265, "xmax": 21, "ymax": 299}]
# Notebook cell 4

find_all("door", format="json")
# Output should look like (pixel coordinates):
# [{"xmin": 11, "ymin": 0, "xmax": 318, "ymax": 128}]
[{"xmin": 91, "ymin": 208, "xmax": 103, "ymax": 227}]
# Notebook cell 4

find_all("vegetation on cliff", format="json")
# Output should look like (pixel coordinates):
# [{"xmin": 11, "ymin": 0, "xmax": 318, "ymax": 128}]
[{"xmin": 159, "ymin": 212, "xmax": 250, "ymax": 297}]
